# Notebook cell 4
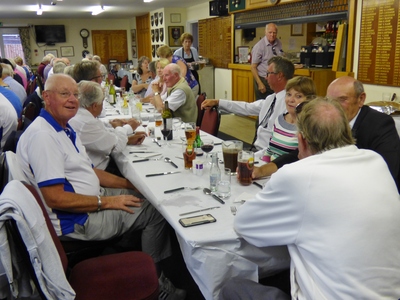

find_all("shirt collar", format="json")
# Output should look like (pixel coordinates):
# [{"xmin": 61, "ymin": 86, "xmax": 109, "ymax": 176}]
[{"xmin": 348, "ymin": 108, "xmax": 361, "ymax": 129}]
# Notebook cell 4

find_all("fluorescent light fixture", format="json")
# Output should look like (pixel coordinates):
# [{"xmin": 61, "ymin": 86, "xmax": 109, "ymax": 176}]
[
  {"xmin": 92, "ymin": 5, "xmax": 105, "ymax": 15},
  {"xmin": 144, "ymin": 0, "xmax": 154, "ymax": 2},
  {"xmin": 37, "ymin": 4, "xmax": 43, "ymax": 15}
]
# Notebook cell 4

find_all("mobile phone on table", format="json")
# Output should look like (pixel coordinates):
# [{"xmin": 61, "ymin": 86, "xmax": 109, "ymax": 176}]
[{"xmin": 179, "ymin": 214, "xmax": 216, "ymax": 227}]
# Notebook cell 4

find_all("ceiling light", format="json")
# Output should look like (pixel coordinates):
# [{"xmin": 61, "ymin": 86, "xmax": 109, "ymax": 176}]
[
  {"xmin": 144, "ymin": 0, "xmax": 154, "ymax": 2},
  {"xmin": 92, "ymin": 5, "xmax": 105, "ymax": 15},
  {"xmin": 37, "ymin": 4, "xmax": 43, "ymax": 15}
]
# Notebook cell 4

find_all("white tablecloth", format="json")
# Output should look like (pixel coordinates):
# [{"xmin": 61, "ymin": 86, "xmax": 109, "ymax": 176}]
[{"xmin": 112, "ymin": 125, "xmax": 290, "ymax": 299}]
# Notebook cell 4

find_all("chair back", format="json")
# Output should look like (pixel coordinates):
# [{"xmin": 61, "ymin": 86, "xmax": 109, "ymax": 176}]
[
  {"xmin": 0, "ymin": 153, "xmax": 8, "ymax": 193},
  {"xmin": 120, "ymin": 75, "xmax": 128, "ymax": 90},
  {"xmin": 24, "ymin": 183, "xmax": 69, "ymax": 272},
  {"xmin": 196, "ymin": 92, "xmax": 207, "ymax": 127},
  {"xmin": 108, "ymin": 73, "xmax": 116, "ymax": 83},
  {"xmin": 26, "ymin": 76, "xmax": 37, "ymax": 96},
  {"xmin": 200, "ymin": 106, "xmax": 221, "ymax": 136}
]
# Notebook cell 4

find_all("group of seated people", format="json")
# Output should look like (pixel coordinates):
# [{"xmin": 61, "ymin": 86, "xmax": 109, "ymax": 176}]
[
  {"xmin": 2, "ymin": 43, "xmax": 400, "ymax": 299},
  {"xmin": 201, "ymin": 56, "xmax": 400, "ymax": 298}
]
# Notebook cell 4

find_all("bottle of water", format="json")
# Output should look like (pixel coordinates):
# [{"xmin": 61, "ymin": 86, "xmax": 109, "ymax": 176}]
[{"xmin": 210, "ymin": 152, "xmax": 221, "ymax": 192}]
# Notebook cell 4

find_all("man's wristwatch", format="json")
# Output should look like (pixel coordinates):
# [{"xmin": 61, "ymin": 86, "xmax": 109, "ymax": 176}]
[{"xmin": 154, "ymin": 92, "xmax": 159, "ymax": 96}]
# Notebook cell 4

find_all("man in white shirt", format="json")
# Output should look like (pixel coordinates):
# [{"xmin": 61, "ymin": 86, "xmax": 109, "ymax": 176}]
[
  {"xmin": 201, "ymin": 56, "xmax": 294, "ymax": 153},
  {"xmin": 221, "ymin": 98, "xmax": 400, "ymax": 299},
  {"xmin": 69, "ymin": 80, "xmax": 145, "ymax": 171},
  {"xmin": 0, "ymin": 93, "xmax": 18, "ymax": 151}
]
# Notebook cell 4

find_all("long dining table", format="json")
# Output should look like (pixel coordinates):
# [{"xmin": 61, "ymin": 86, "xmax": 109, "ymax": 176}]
[{"xmin": 105, "ymin": 104, "xmax": 290, "ymax": 299}]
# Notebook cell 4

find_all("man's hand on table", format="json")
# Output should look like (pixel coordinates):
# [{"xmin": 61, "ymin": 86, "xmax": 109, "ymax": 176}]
[{"xmin": 128, "ymin": 131, "xmax": 146, "ymax": 145}]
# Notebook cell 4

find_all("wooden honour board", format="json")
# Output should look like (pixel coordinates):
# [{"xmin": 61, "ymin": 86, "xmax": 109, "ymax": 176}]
[{"xmin": 357, "ymin": 0, "xmax": 400, "ymax": 86}]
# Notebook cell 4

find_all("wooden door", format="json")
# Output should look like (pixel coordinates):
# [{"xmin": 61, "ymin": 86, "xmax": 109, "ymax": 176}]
[
  {"xmin": 92, "ymin": 30, "xmax": 128, "ymax": 66},
  {"xmin": 136, "ymin": 14, "xmax": 152, "ymax": 59}
]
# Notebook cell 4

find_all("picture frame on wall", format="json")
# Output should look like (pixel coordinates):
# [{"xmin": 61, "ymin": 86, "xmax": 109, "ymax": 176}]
[
  {"xmin": 132, "ymin": 46, "xmax": 137, "ymax": 58},
  {"xmin": 168, "ymin": 26, "xmax": 184, "ymax": 47},
  {"xmin": 170, "ymin": 13, "xmax": 181, "ymax": 23},
  {"xmin": 44, "ymin": 49, "xmax": 58, "ymax": 57},
  {"xmin": 291, "ymin": 24, "xmax": 303, "ymax": 36},
  {"xmin": 60, "ymin": 46, "xmax": 74, "ymax": 57},
  {"xmin": 237, "ymin": 46, "xmax": 249, "ymax": 63},
  {"xmin": 131, "ymin": 29, "xmax": 136, "ymax": 46}
]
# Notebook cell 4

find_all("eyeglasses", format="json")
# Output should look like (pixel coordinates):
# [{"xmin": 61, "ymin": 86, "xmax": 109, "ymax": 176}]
[
  {"xmin": 295, "ymin": 101, "xmax": 309, "ymax": 115},
  {"xmin": 47, "ymin": 90, "xmax": 79, "ymax": 99},
  {"xmin": 91, "ymin": 75, "xmax": 103, "ymax": 81},
  {"xmin": 266, "ymin": 71, "xmax": 278, "ymax": 76},
  {"xmin": 272, "ymin": 46, "xmax": 277, "ymax": 56}
]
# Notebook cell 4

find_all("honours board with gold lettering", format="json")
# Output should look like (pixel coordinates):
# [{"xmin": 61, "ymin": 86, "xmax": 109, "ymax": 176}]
[{"xmin": 358, "ymin": 0, "xmax": 400, "ymax": 86}]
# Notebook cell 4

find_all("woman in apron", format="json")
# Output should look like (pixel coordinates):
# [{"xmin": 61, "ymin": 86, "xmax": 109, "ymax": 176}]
[{"xmin": 173, "ymin": 33, "xmax": 201, "ymax": 94}]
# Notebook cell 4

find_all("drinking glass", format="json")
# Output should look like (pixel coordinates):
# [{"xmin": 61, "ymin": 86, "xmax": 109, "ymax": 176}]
[
  {"xmin": 182, "ymin": 141, "xmax": 196, "ymax": 169},
  {"xmin": 141, "ymin": 115, "xmax": 149, "ymax": 134},
  {"xmin": 217, "ymin": 168, "xmax": 231, "ymax": 198},
  {"xmin": 184, "ymin": 122, "xmax": 196, "ymax": 143},
  {"xmin": 154, "ymin": 113, "xmax": 162, "ymax": 127},
  {"xmin": 173, "ymin": 117, "xmax": 182, "ymax": 131},
  {"xmin": 237, "ymin": 150, "xmax": 254, "ymax": 186},
  {"xmin": 222, "ymin": 140, "xmax": 243, "ymax": 175},
  {"xmin": 161, "ymin": 127, "xmax": 172, "ymax": 141},
  {"xmin": 201, "ymin": 138, "xmax": 214, "ymax": 163}
]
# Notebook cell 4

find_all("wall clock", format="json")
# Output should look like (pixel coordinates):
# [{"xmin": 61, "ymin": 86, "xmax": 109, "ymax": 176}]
[{"xmin": 80, "ymin": 28, "xmax": 90, "ymax": 48}]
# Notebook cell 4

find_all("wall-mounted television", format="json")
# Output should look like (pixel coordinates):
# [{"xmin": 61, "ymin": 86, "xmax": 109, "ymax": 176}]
[{"xmin": 35, "ymin": 25, "xmax": 66, "ymax": 45}]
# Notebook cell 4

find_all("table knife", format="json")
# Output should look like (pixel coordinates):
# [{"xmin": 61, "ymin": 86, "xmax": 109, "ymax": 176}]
[
  {"xmin": 179, "ymin": 206, "xmax": 220, "ymax": 216},
  {"xmin": 211, "ymin": 194, "xmax": 225, "ymax": 204},
  {"xmin": 146, "ymin": 171, "xmax": 181, "ymax": 177},
  {"xmin": 164, "ymin": 187, "xmax": 185, "ymax": 193},
  {"xmin": 253, "ymin": 182, "xmax": 263, "ymax": 189},
  {"xmin": 129, "ymin": 151, "xmax": 155, "ymax": 153},
  {"xmin": 132, "ymin": 159, "xmax": 149, "ymax": 163}
]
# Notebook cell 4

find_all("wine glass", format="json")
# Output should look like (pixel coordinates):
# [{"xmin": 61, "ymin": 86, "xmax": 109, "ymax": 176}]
[
  {"xmin": 141, "ymin": 115, "xmax": 149, "ymax": 134},
  {"xmin": 161, "ymin": 128, "xmax": 172, "ymax": 142},
  {"xmin": 201, "ymin": 138, "xmax": 214, "ymax": 163},
  {"xmin": 173, "ymin": 117, "xmax": 182, "ymax": 131}
]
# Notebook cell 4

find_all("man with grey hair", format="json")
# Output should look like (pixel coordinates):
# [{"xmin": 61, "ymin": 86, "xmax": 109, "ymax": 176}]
[
  {"xmin": 221, "ymin": 97, "xmax": 400, "ymax": 299},
  {"xmin": 69, "ymin": 80, "xmax": 145, "ymax": 171},
  {"xmin": 92, "ymin": 55, "xmax": 107, "ymax": 79},
  {"xmin": 1, "ymin": 63, "xmax": 27, "ymax": 105},
  {"xmin": 17, "ymin": 74, "xmax": 186, "ymax": 300},
  {"xmin": 152, "ymin": 63, "xmax": 197, "ymax": 123}
]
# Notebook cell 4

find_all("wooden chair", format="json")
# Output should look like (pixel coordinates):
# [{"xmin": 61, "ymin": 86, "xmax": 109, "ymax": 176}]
[
  {"xmin": 200, "ymin": 105, "xmax": 221, "ymax": 136},
  {"xmin": 2, "ymin": 181, "xmax": 159, "ymax": 300},
  {"xmin": 196, "ymin": 92, "xmax": 207, "ymax": 127}
]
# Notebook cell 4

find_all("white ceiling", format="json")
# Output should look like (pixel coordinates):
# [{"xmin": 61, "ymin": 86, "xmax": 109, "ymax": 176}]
[{"xmin": 0, "ymin": 0, "xmax": 210, "ymax": 20}]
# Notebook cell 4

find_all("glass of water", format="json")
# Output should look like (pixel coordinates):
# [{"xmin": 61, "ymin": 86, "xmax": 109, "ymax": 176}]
[{"xmin": 217, "ymin": 168, "xmax": 231, "ymax": 198}]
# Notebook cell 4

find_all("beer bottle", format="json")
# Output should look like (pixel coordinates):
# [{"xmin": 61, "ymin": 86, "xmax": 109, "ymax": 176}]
[
  {"xmin": 162, "ymin": 101, "xmax": 173, "ymax": 140},
  {"xmin": 108, "ymin": 79, "xmax": 116, "ymax": 105},
  {"xmin": 194, "ymin": 126, "xmax": 203, "ymax": 156}
]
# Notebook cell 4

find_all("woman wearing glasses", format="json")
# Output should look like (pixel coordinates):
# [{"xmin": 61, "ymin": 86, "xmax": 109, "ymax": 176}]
[{"xmin": 259, "ymin": 76, "xmax": 316, "ymax": 163}]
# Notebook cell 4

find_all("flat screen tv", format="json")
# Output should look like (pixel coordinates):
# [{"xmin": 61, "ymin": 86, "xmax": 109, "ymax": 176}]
[{"xmin": 35, "ymin": 25, "xmax": 66, "ymax": 45}]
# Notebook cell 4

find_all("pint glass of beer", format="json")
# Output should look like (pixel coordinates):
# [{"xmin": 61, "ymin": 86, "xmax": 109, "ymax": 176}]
[{"xmin": 237, "ymin": 150, "xmax": 254, "ymax": 186}]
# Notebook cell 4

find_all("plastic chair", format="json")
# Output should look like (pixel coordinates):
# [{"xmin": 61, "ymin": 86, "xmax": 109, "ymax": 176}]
[
  {"xmin": 200, "ymin": 105, "xmax": 221, "ymax": 136},
  {"xmin": 3, "ymin": 181, "xmax": 159, "ymax": 300},
  {"xmin": 196, "ymin": 92, "xmax": 207, "ymax": 127}
]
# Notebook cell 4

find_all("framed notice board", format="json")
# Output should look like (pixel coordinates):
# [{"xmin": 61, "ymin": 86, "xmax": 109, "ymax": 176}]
[{"xmin": 357, "ymin": 0, "xmax": 400, "ymax": 86}]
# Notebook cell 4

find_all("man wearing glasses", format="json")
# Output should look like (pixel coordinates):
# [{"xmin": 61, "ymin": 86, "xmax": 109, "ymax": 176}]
[
  {"xmin": 202, "ymin": 56, "xmax": 294, "ymax": 153},
  {"xmin": 16, "ymin": 74, "xmax": 186, "ymax": 300},
  {"xmin": 253, "ymin": 76, "xmax": 400, "ymax": 191},
  {"xmin": 251, "ymin": 23, "xmax": 284, "ymax": 101}
]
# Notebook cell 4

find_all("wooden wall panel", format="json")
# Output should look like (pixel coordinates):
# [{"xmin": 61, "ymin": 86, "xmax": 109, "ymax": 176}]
[{"xmin": 92, "ymin": 30, "xmax": 128, "ymax": 65}]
